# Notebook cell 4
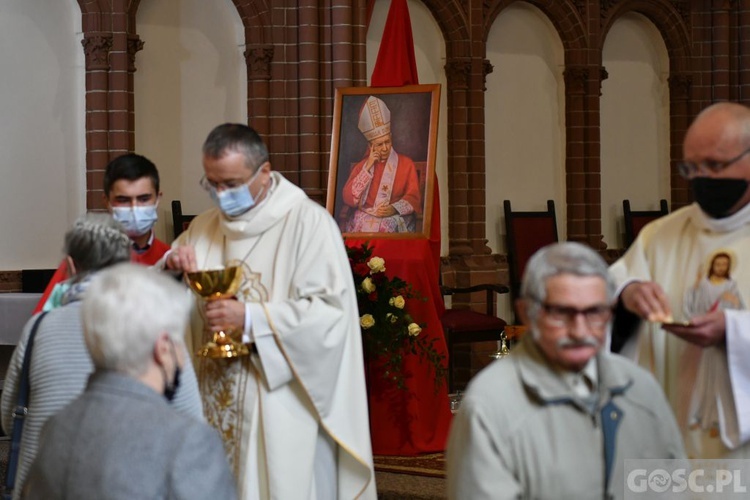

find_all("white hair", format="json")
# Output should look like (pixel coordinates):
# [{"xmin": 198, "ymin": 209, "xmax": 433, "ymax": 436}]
[
  {"xmin": 81, "ymin": 263, "xmax": 192, "ymax": 376},
  {"xmin": 521, "ymin": 241, "xmax": 615, "ymax": 323}
]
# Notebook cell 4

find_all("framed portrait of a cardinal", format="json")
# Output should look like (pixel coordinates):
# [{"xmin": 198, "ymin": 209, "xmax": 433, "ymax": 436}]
[{"xmin": 326, "ymin": 84, "xmax": 440, "ymax": 239}]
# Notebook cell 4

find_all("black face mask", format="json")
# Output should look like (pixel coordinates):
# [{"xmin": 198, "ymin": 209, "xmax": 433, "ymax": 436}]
[
  {"xmin": 161, "ymin": 340, "xmax": 182, "ymax": 402},
  {"xmin": 164, "ymin": 365, "xmax": 181, "ymax": 402},
  {"xmin": 691, "ymin": 177, "xmax": 750, "ymax": 219}
]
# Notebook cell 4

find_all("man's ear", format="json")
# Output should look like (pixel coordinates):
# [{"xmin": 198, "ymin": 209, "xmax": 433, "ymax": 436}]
[{"xmin": 516, "ymin": 298, "xmax": 531, "ymax": 326}]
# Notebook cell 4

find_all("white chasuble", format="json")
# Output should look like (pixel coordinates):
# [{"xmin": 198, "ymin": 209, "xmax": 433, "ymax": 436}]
[
  {"xmin": 610, "ymin": 202, "xmax": 750, "ymax": 458},
  {"xmin": 175, "ymin": 172, "xmax": 376, "ymax": 499}
]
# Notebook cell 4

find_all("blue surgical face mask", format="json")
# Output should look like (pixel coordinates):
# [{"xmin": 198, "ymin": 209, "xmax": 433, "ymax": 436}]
[
  {"xmin": 111, "ymin": 204, "xmax": 158, "ymax": 237},
  {"xmin": 209, "ymin": 168, "xmax": 263, "ymax": 217}
]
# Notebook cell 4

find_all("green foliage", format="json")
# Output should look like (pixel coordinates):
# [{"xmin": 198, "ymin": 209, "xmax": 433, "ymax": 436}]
[{"xmin": 347, "ymin": 241, "xmax": 447, "ymax": 391}]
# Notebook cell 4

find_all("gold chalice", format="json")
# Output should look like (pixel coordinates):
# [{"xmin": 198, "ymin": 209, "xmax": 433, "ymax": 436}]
[{"xmin": 185, "ymin": 266, "xmax": 249, "ymax": 359}]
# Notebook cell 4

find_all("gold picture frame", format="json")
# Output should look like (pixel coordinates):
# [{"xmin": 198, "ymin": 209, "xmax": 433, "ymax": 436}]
[{"xmin": 326, "ymin": 84, "xmax": 440, "ymax": 239}]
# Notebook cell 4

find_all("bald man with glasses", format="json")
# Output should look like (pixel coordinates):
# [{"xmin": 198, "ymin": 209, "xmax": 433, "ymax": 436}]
[
  {"xmin": 610, "ymin": 101, "xmax": 750, "ymax": 460},
  {"xmin": 447, "ymin": 242, "xmax": 684, "ymax": 500}
]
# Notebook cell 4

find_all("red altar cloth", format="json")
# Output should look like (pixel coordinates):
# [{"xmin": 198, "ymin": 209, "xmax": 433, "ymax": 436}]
[{"xmin": 346, "ymin": 237, "xmax": 452, "ymax": 456}]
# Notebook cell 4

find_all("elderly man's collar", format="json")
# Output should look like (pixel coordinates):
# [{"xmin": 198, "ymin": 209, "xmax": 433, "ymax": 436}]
[{"xmin": 514, "ymin": 334, "xmax": 632, "ymax": 408}]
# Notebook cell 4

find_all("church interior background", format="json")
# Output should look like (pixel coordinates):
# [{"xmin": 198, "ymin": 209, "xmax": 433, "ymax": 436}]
[{"xmin": 1, "ymin": 0, "xmax": 747, "ymax": 321}]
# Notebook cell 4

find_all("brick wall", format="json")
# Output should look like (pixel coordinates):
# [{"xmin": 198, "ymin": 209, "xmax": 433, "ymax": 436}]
[{"xmin": 5, "ymin": 1, "xmax": 750, "ymax": 297}]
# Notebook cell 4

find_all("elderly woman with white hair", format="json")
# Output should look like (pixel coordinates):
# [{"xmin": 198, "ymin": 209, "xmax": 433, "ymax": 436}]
[
  {"xmin": 24, "ymin": 263, "xmax": 235, "ymax": 499},
  {"xmin": 0, "ymin": 214, "xmax": 203, "ymax": 500}
]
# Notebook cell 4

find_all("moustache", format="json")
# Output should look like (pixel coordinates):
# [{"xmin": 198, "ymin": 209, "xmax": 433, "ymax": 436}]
[{"xmin": 556, "ymin": 337, "xmax": 600, "ymax": 349}]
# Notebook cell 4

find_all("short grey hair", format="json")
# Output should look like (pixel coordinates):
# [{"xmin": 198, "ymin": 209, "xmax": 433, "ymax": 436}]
[
  {"xmin": 202, "ymin": 123, "xmax": 269, "ymax": 172},
  {"xmin": 81, "ymin": 263, "xmax": 192, "ymax": 377},
  {"xmin": 64, "ymin": 213, "xmax": 131, "ymax": 280},
  {"xmin": 521, "ymin": 242, "xmax": 615, "ymax": 322}
]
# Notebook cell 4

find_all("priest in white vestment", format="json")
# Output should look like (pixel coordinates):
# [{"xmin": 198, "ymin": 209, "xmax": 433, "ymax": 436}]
[
  {"xmin": 163, "ymin": 123, "xmax": 376, "ymax": 499},
  {"xmin": 610, "ymin": 102, "xmax": 750, "ymax": 459}
]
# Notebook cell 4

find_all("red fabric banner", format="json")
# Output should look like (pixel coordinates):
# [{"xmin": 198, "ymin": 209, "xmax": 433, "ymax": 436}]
[
  {"xmin": 358, "ymin": 0, "xmax": 451, "ymax": 456},
  {"xmin": 370, "ymin": 0, "xmax": 419, "ymax": 88}
]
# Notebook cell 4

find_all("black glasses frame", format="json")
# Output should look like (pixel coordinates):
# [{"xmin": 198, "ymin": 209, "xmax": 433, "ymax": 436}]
[{"xmin": 677, "ymin": 145, "xmax": 750, "ymax": 179}]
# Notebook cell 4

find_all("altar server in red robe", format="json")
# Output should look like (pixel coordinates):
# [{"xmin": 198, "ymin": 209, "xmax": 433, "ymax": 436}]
[{"xmin": 34, "ymin": 154, "xmax": 169, "ymax": 312}]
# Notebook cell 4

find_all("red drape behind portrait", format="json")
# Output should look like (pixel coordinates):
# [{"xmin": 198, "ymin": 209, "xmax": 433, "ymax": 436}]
[{"xmin": 348, "ymin": 0, "xmax": 451, "ymax": 456}]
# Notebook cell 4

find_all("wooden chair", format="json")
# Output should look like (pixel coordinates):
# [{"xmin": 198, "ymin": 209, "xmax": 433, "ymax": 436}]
[
  {"xmin": 440, "ymin": 283, "xmax": 509, "ymax": 392},
  {"xmin": 623, "ymin": 199, "xmax": 668, "ymax": 249},
  {"xmin": 171, "ymin": 200, "xmax": 196, "ymax": 240},
  {"xmin": 503, "ymin": 199, "xmax": 559, "ymax": 321}
]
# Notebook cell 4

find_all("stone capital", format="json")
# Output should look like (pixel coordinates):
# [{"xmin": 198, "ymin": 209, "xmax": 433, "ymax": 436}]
[
  {"xmin": 668, "ymin": 73, "xmax": 693, "ymax": 100},
  {"xmin": 127, "ymin": 35, "xmax": 145, "ymax": 73},
  {"xmin": 244, "ymin": 45, "xmax": 274, "ymax": 81},
  {"xmin": 81, "ymin": 33, "xmax": 113, "ymax": 70},
  {"xmin": 563, "ymin": 65, "xmax": 590, "ymax": 95},
  {"xmin": 445, "ymin": 60, "xmax": 472, "ymax": 90}
]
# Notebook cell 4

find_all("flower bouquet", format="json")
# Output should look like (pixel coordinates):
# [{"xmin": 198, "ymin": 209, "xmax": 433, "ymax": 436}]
[{"xmin": 347, "ymin": 241, "xmax": 447, "ymax": 391}]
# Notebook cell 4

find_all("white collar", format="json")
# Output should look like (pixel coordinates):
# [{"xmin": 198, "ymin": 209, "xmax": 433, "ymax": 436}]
[{"xmin": 689, "ymin": 201, "xmax": 750, "ymax": 233}]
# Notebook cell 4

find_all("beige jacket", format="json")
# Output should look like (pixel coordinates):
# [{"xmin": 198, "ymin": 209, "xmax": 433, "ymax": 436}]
[{"xmin": 447, "ymin": 335, "xmax": 685, "ymax": 500}]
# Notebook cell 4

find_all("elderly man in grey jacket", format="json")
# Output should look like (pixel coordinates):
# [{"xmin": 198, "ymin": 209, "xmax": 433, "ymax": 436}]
[
  {"xmin": 447, "ymin": 242, "xmax": 685, "ymax": 500},
  {"xmin": 23, "ymin": 264, "xmax": 236, "ymax": 500}
]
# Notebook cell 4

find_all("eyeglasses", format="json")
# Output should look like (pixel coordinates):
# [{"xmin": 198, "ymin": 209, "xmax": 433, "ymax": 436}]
[
  {"xmin": 538, "ymin": 302, "xmax": 613, "ymax": 329},
  {"xmin": 677, "ymin": 145, "xmax": 750, "ymax": 179},
  {"xmin": 199, "ymin": 175, "xmax": 251, "ymax": 192}
]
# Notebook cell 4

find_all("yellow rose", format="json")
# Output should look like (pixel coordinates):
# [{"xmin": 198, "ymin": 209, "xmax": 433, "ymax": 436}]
[
  {"xmin": 360, "ymin": 314, "xmax": 375, "ymax": 329},
  {"xmin": 367, "ymin": 256, "xmax": 386, "ymax": 273},
  {"xmin": 407, "ymin": 323, "xmax": 422, "ymax": 337},
  {"xmin": 386, "ymin": 313, "xmax": 398, "ymax": 323},
  {"xmin": 389, "ymin": 295, "xmax": 406, "ymax": 309},
  {"xmin": 361, "ymin": 277, "xmax": 376, "ymax": 293}
]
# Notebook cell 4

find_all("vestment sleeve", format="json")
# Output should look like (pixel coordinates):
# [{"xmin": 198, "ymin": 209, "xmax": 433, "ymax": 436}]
[
  {"xmin": 391, "ymin": 156, "xmax": 421, "ymax": 215},
  {"xmin": 342, "ymin": 160, "xmax": 372, "ymax": 207},
  {"xmin": 609, "ymin": 235, "xmax": 656, "ymax": 355},
  {"xmin": 725, "ymin": 310, "xmax": 750, "ymax": 447},
  {"xmin": 252, "ymin": 208, "xmax": 360, "ymax": 413}
]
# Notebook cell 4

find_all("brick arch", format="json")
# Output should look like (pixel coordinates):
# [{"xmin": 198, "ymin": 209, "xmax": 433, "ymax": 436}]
[
  {"xmin": 76, "ymin": 0, "xmax": 112, "ymax": 17},
  {"xmin": 600, "ymin": 0, "xmax": 691, "ymax": 71},
  {"xmin": 486, "ymin": 0, "xmax": 589, "ymax": 54},
  {"xmin": 229, "ymin": 0, "xmax": 271, "ymax": 46},
  {"xmin": 601, "ymin": 0, "xmax": 693, "ymax": 212},
  {"xmin": 419, "ymin": 0, "xmax": 470, "ymax": 57}
]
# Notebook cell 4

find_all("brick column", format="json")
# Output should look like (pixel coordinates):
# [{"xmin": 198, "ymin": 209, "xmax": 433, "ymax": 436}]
[
  {"xmin": 81, "ymin": 32, "xmax": 113, "ymax": 211},
  {"xmin": 668, "ymin": 73, "xmax": 693, "ymax": 209},
  {"xmin": 712, "ymin": 0, "xmax": 733, "ymax": 101},
  {"xmin": 245, "ymin": 45, "xmax": 273, "ymax": 137},
  {"xmin": 444, "ymin": 58, "xmax": 473, "ymax": 257},
  {"xmin": 563, "ymin": 63, "xmax": 607, "ymax": 249},
  {"xmin": 738, "ymin": 0, "xmax": 750, "ymax": 104}
]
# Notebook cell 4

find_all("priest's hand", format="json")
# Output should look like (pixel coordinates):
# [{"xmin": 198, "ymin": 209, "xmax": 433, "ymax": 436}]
[
  {"xmin": 621, "ymin": 280, "xmax": 673, "ymax": 322},
  {"xmin": 662, "ymin": 310, "xmax": 726, "ymax": 347},
  {"xmin": 166, "ymin": 246, "xmax": 197, "ymax": 273},
  {"xmin": 205, "ymin": 298, "xmax": 245, "ymax": 333}
]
